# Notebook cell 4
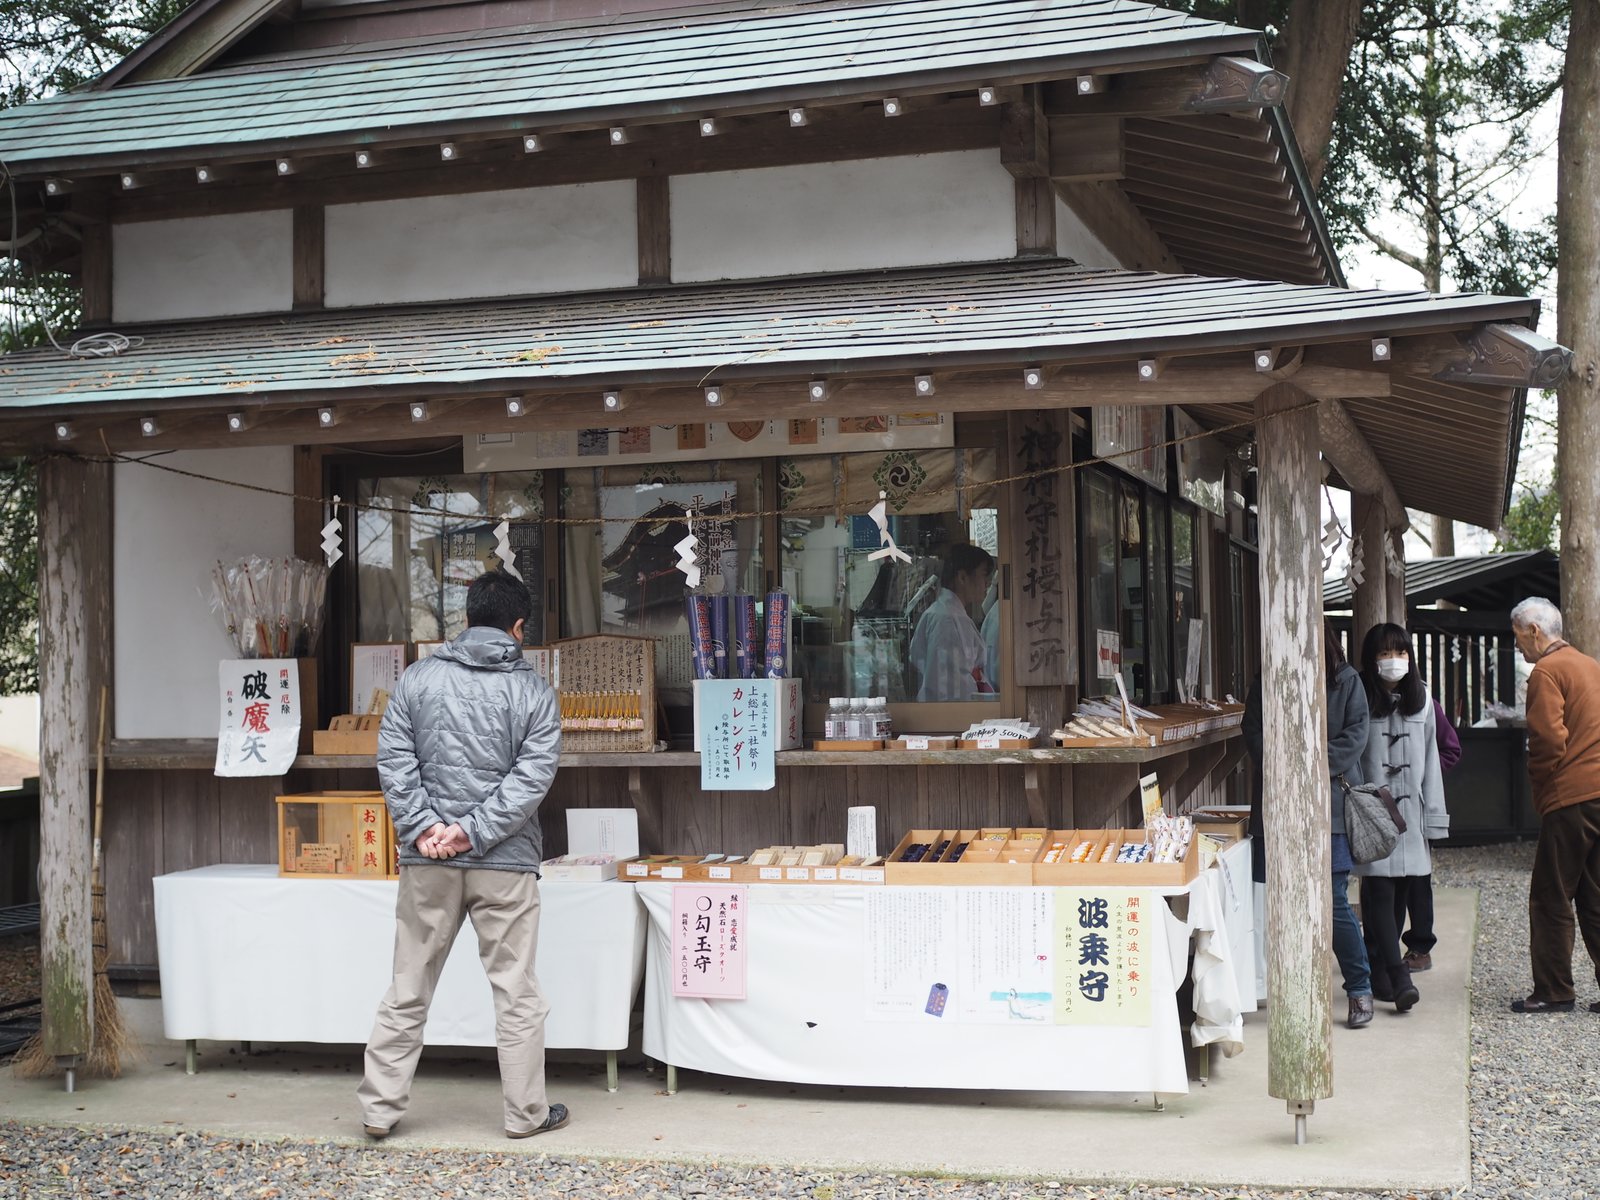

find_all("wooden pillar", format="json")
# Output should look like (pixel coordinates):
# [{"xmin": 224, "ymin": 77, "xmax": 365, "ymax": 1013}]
[
  {"xmin": 37, "ymin": 455, "xmax": 113, "ymax": 1065},
  {"xmin": 1385, "ymin": 527, "xmax": 1408, "ymax": 625},
  {"xmin": 1254, "ymin": 384, "xmax": 1332, "ymax": 1130},
  {"xmin": 292, "ymin": 206, "xmax": 325, "ymax": 311},
  {"xmin": 1350, "ymin": 493, "xmax": 1386, "ymax": 656},
  {"xmin": 636, "ymin": 176, "xmax": 671, "ymax": 286}
]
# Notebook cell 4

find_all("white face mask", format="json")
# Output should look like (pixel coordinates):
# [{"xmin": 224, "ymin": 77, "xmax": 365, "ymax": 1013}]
[{"xmin": 1376, "ymin": 658, "xmax": 1410, "ymax": 683}]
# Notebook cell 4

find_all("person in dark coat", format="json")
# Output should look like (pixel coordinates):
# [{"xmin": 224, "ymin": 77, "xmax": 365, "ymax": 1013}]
[{"xmin": 1244, "ymin": 626, "xmax": 1375, "ymax": 1027}]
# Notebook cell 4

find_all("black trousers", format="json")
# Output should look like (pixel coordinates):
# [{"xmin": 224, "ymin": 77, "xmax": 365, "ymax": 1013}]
[
  {"xmin": 1359, "ymin": 875, "xmax": 1406, "ymax": 979},
  {"xmin": 1398, "ymin": 874, "xmax": 1436, "ymax": 956},
  {"xmin": 1529, "ymin": 797, "xmax": 1600, "ymax": 1003}
]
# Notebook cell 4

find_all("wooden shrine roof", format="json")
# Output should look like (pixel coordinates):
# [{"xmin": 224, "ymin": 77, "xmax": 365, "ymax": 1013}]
[{"xmin": 0, "ymin": 0, "xmax": 1258, "ymax": 173}]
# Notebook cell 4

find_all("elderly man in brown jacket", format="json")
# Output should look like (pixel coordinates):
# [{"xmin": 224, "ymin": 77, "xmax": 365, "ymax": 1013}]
[{"xmin": 1511, "ymin": 597, "xmax": 1600, "ymax": 1013}]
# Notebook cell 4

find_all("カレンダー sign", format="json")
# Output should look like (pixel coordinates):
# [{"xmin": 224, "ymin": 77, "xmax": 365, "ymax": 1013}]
[
  {"xmin": 672, "ymin": 884, "xmax": 747, "ymax": 999},
  {"xmin": 698, "ymin": 679, "xmax": 776, "ymax": 791}
]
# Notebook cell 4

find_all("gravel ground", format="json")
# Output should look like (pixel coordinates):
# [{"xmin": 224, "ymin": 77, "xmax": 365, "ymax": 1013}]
[
  {"xmin": 0, "ymin": 932, "xmax": 39, "ymax": 1007},
  {"xmin": 3, "ymin": 845, "xmax": 1599, "ymax": 1199}
]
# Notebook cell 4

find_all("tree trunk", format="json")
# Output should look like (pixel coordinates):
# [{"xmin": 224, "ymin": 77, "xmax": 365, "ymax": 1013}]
[
  {"xmin": 1559, "ymin": 1, "xmax": 1600, "ymax": 652},
  {"xmin": 1277, "ymin": 0, "xmax": 1362, "ymax": 192},
  {"xmin": 37, "ymin": 456, "xmax": 112, "ymax": 1062},
  {"xmin": 1255, "ymin": 384, "xmax": 1333, "ymax": 1109},
  {"xmin": 1431, "ymin": 514, "xmax": 1455, "ymax": 557}
]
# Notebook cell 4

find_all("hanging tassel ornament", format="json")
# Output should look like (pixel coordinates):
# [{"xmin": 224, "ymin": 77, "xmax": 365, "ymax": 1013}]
[
  {"xmin": 674, "ymin": 509, "xmax": 702, "ymax": 588},
  {"xmin": 493, "ymin": 519, "xmax": 522, "ymax": 579},
  {"xmin": 321, "ymin": 495, "xmax": 344, "ymax": 567},
  {"xmin": 1345, "ymin": 533, "xmax": 1365, "ymax": 590},
  {"xmin": 867, "ymin": 490, "xmax": 912, "ymax": 564}
]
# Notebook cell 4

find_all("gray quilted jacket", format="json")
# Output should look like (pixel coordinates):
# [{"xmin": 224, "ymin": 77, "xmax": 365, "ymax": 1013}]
[{"xmin": 378, "ymin": 627, "xmax": 561, "ymax": 873}]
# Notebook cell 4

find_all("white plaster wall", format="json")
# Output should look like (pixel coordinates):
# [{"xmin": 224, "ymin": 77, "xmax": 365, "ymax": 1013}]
[
  {"xmin": 1055, "ymin": 197, "xmax": 1120, "ymax": 269},
  {"xmin": 112, "ymin": 211, "xmax": 294, "ymax": 322},
  {"xmin": 114, "ymin": 448, "xmax": 295, "ymax": 738},
  {"xmin": 672, "ymin": 151, "xmax": 1016, "ymax": 282},
  {"xmin": 324, "ymin": 182, "xmax": 637, "ymax": 306}
]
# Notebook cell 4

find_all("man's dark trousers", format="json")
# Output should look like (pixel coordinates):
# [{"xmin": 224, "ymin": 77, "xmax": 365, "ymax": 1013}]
[{"xmin": 1529, "ymin": 796, "xmax": 1600, "ymax": 1003}]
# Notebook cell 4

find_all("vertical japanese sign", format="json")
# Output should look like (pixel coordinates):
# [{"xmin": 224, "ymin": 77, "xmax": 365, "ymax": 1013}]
[
  {"xmin": 672, "ymin": 884, "xmax": 747, "ymax": 999},
  {"xmin": 215, "ymin": 659, "xmax": 300, "ymax": 777},
  {"xmin": 1008, "ymin": 411, "xmax": 1071, "ymax": 685},
  {"xmin": 698, "ymin": 679, "xmax": 776, "ymax": 791},
  {"xmin": 1052, "ymin": 887, "xmax": 1153, "ymax": 1027}
]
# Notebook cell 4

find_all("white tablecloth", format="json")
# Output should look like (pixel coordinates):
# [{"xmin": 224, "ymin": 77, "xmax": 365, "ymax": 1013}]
[
  {"xmin": 638, "ymin": 881, "xmax": 1194, "ymax": 1095},
  {"xmin": 153, "ymin": 865, "xmax": 645, "ymax": 1050},
  {"xmin": 1182, "ymin": 838, "xmax": 1256, "ymax": 1055}
]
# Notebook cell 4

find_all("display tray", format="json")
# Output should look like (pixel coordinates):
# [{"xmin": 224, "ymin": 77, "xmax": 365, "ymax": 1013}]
[
  {"xmin": 956, "ymin": 737, "xmax": 1036, "ymax": 750},
  {"xmin": 540, "ymin": 857, "xmax": 632, "ymax": 882},
  {"xmin": 1190, "ymin": 812, "xmax": 1250, "ymax": 842},
  {"xmin": 1033, "ymin": 829, "xmax": 1199, "ymax": 886},
  {"xmin": 887, "ymin": 736, "xmax": 959, "ymax": 751},
  {"xmin": 885, "ymin": 827, "xmax": 1046, "ymax": 885},
  {"xmin": 810, "ymin": 739, "xmax": 885, "ymax": 751},
  {"xmin": 622, "ymin": 856, "xmax": 886, "ymax": 884},
  {"xmin": 1051, "ymin": 732, "xmax": 1158, "ymax": 749}
]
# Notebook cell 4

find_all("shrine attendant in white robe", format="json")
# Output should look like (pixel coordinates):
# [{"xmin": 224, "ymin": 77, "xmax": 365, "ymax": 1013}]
[{"xmin": 909, "ymin": 545, "xmax": 996, "ymax": 701}]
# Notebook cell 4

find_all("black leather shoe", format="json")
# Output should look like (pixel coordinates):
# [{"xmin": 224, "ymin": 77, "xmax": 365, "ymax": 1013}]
[
  {"xmin": 1392, "ymin": 965, "xmax": 1420, "ymax": 1012},
  {"xmin": 1371, "ymin": 966, "xmax": 1396, "ymax": 1003},
  {"xmin": 1347, "ymin": 993, "xmax": 1374, "ymax": 1028},
  {"xmin": 1511, "ymin": 996, "xmax": 1575, "ymax": 1013}
]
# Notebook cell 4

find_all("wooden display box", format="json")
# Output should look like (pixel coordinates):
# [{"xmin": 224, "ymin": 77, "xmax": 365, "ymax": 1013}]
[
  {"xmin": 312, "ymin": 713, "xmax": 381, "ymax": 756},
  {"xmin": 1032, "ymin": 829, "xmax": 1199, "ymax": 886},
  {"xmin": 1052, "ymin": 729, "xmax": 1158, "ymax": 749},
  {"xmin": 277, "ymin": 791, "xmax": 394, "ymax": 879},
  {"xmin": 555, "ymin": 634, "xmax": 657, "ymax": 753},
  {"xmin": 539, "ymin": 856, "xmax": 633, "ymax": 882},
  {"xmin": 811, "ymin": 739, "xmax": 884, "ymax": 751},
  {"xmin": 888, "ymin": 735, "xmax": 958, "ymax": 751},
  {"xmin": 956, "ymin": 737, "xmax": 1035, "ymax": 750},
  {"xmin": 1189, "ymin": 809, "xmax": 1250, "ymax": 841},
  {"xmin": 886, "ymin": 828, "xmax": 1045, "ymax": 885}
]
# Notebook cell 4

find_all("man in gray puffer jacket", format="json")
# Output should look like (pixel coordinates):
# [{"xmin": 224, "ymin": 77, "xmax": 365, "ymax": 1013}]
[{"xmin": 358, "ymin": 570, "xmax": 566, "ymax": 1140}]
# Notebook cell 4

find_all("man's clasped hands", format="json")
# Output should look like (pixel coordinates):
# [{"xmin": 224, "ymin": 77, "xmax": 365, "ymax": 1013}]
[{"xmin": 417, "ymin": 822, "xmax": 473, "ymax": 859}]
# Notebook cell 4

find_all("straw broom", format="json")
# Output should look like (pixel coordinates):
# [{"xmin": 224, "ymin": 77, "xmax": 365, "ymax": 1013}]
[{"xmin": 14, "ymin": 687, "xmax": 133, "ymax": 1078}]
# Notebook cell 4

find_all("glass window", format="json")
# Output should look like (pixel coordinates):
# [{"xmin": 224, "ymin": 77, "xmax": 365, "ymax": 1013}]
[
  {"xmin": 1144, "ymin": 489, "xmax": 1171, "ymax": 701},
  {"xmin": 1080, "ymin": 470, "xmax": 1119, "ymax": 696},
  {"xmin": 780, "ymin": 449, "xmax": 1001, "ymax": 705},
  {"xmin": 1117, "ymin": 478, "xmax": 1145, "ymax": 700},
  {"xmin": 1172, "ymin": 504, "xmax": 1201, "ymax": 698},
  {"xmin": 356, "ymin": 472, "xmax": 545, "ymax": 645},
  {"xmin": 560, "ymin": 458, "xmax": 764, "ymax": 708}
]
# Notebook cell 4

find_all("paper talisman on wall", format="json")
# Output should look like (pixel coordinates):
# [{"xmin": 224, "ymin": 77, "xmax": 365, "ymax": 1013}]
[{"xmin": 215, "ymin": 659, "xmax": 300, "ymax": 777}]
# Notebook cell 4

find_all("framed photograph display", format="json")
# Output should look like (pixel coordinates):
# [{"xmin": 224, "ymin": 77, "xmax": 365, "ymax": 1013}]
[{"xmin": 1092, "ymin": 406, "xmax": 1168, "ymax": 491}]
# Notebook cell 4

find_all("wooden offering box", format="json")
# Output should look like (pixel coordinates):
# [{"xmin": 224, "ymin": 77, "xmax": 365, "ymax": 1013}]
[{"xmin": 277, "ymin": 791, "xmax": 395, "ymax": 879}]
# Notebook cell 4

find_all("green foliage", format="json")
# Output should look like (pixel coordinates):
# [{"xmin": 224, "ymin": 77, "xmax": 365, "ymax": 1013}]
[
  {"xmin": 0, "ymin": 458, "xmax": 37, "ymax": 695},
  {"xmin": 1497, "ymin": 475, "xmax": 1560, "ymax": 551},
  {"xmin": 0, "ymin": 0, "xmax": 189, "ymax": 104}
]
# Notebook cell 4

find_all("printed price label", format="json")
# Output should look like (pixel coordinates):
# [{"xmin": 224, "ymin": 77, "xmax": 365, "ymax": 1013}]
[
  {"xmin": 709, "ymin": 866, "xmax": 732, "ymax": 880},
  {"xmin": 759, "ymin": 866, "xmax": 782, "ymax": 880},
  {"xmin": 814, "ymin": 867, "xmax": 838, "ymax": 881},
  {"xmin": 625, "ymin": 863, "xmax": 650, "ymax": 877},
  {"xmin": 904, "ymin": 737, "xmax": 931, "ymax": 751},
  {"xmin": 786, "ymin": 867, "xmax": 810, "ymax": 880},
  {"xmin": 978, "ymin": 736, "xmax": 1002, "ymax": 749},
  {"xmin": 660, "ymin": 866, "xmax": 685, "ymax": 879}
]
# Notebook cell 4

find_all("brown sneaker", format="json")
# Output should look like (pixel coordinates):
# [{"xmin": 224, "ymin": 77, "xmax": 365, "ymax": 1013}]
[
  {"xmin": 1402, "ymin": 951, "xmax": 1432, "ymax": 972},
  {"xmin": 363, "ymin": 1125, "xmax": 391, "ymax": 1140}
]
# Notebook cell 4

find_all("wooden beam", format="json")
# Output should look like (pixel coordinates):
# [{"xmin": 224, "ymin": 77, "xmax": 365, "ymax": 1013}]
[
  {"xmin": 1000, "ymin": 84, "xmax": 1050, "ymax": 179},
  {"xmin": 1386, "ymin": 528, "xmax": 1408, "ymax": 625},
  {"xmin": 1254, "ymin": 381, "xmax": 1332, "ymax": 1118},
  {"xmin": 636, "ymin": 176, "xmax": 671, "ymax": 285},
  {"xmin": 1317, "ymin": 399, "xmax": 1407, "ymax": 529},
  {"xmin": 1433, "ymin": 323, "xmax": 1573, "ymax": 389},
  {"xmin": 292, "ymin": 446, "xmax": 323, "ymax": 562},
  {"xmin": 1047, "ymin": 57, "xmax": 1288, "ymax": 118},
  {"xmin": 292, "ymin": 205, "xmax": 324, "ymax": 311},
  {"xmin": 1052, "ymin": 180, "xmax": 1182, "ymax": 273},
  {"xmin": 1351, "ymin": 493, "xmax": 1387, "ymax": 654},
  {"xmin": 1014, "ymin": 177, "xmax": 1056, "ymax": 257},
  {"xmin": 77, "ymin": 194, "xmax": 111, "ymax": 327},
  {"xmin": 1046, "ymin": 116, "xmax": 1123, "ymax": 182},
  {"xmin": 37, "ymin": 455, "xmax": 113, "ymax": 1067}
]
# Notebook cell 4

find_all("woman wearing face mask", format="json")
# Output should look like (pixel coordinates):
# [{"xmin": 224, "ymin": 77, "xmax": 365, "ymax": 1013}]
[{"xmin": 1355, "ymin": 622, "xmax": 1450, "ymax": 1012}]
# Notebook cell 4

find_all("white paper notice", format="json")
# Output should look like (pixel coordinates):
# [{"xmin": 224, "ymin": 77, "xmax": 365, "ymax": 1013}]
[
  {"xmin": 865, "ymin": 889, "xmax": 959, "ymax": 1020},
  {"xmin": 215, "ymin": 659, "xmax": 300, "ymax": 777},
  {"xmin": 567, "ymin": 808, "xmax": 640, "ymax": 859},
  {"xmin": 351, "ymin": 644, "xmax": 407, "ymax": 714},
  {"xmin": 847, "ymin": 807, "xmax": 878, "ymax": 860},
  {"xmin": 1185, "ymin": 617, "xmax": 1205, "ymax": 700},
  {"xmin": 955, "ymin": 889, "xmax": 1056, "ymax": 1024}
]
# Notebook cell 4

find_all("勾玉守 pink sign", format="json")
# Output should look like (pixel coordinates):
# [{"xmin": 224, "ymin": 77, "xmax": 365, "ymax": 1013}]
[{"xmin": 672, "ymin": 883, "xmax": 747, "ymax": 1000}]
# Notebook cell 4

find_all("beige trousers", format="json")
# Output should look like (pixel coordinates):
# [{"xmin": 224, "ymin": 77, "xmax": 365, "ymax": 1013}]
[{"xmin": 358, "ymin": 863, "xmax": 551, "ymax": 1134}]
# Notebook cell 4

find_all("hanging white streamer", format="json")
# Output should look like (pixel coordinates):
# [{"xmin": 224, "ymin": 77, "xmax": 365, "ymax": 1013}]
[
  {"xmin": 674, "ymin": 509, "xmax": 702, "ymax": 588},
  {"xmin": 493, "ymin": 519, "xmax": 522, "ymax": 579},
  {"xmin": 867, "ymin": 490, "xmax": 912, "ymax": 564},
  {"xmin": 321, "ymin": 495, "xmax": 343, "ymax": 567},
  {"xmin": 1384, "ymin": 531, "xmax": 1405, "ymax": 578},
  {"xmin": 1345, "ymin": 532, "xmax": 1365, "ymax": 589}
]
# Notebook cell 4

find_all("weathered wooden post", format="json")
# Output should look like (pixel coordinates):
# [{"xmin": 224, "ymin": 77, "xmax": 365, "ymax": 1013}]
[
  {"xmin": 36, "ymin": 455, "xmax": 112, "ymax": 1091},
  {"xmin": 1255, "ymin": 384, "xmax": 1332, "ymax": 1144},
  {"xmin": 1350, "ymin": 494, "xmax": 1387, "ymax": 654},
  {"xmin": 1385, "ymin": 528, "xmax": 1408, "ymax": 626}
]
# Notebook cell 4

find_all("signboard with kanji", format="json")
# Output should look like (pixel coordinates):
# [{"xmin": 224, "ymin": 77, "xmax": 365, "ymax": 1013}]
[
  {"xmin": 1052, "ymin": 887, "xmax": 1153, "ymax": 1026},
  {"xmin": 698, "ymin": 679, "xmax": 776, "ymax": 791},
  {"xmin": 672, "ymin": 883, "xmax": 747, "ymax": 999},
  {"xmin": 216, "ymin": 659, "xmax": 301, "ymax": 777}
]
